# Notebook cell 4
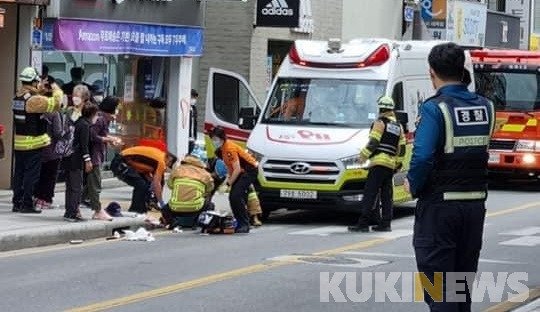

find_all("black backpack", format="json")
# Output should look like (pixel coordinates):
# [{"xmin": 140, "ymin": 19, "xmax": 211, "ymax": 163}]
[{"xmin": 54, "ymin": 110, "xmax": 75, "ymax": 157}]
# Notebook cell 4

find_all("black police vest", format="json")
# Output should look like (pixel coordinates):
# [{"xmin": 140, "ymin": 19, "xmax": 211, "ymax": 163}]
[
  {"xmin": 12, "ymin": 93, "xmax": 47, "ymax": 136},
  {"xmin": 370, "ymin": 117, "xmax": 401, "ymax": 158},
  {"xmin": 426, "ymin": 95, "xmax": 493, "ymax": 197}
]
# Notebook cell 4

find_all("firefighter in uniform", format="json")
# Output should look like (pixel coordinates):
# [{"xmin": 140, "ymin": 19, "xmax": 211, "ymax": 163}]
[
  {"xmin": 12, "ymin": 67, "xmax": 63, "ymax": 213},
  {"xmin": 405, "ymin": 43, "xmax": 495, "ymax": 311},
  {"xmin": 209, "ymin": 126, "xmax": 259, "ymax": 234},
  {"xmin": 161, "ymin": 154, "xmax": 214, "ymax": 228},
  {"xmin": 348, "ymin": 96, "xmax": 406, "ymax": 233}
]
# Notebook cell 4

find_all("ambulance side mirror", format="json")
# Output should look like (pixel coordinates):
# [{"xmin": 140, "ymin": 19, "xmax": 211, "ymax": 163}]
[
  {"xmin": 396, "ymin": 111, "xmax": 409, "ymax": 133},
  {"xmin": 238, "ymin": 107, "xmax": 258, "ymax": 130}
]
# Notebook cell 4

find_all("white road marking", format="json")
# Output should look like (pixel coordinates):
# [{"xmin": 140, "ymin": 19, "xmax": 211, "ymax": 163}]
[
  {"xmin": 288, "ymin": 227, "xmax": 413, "ymax": 239},
  {"xmin": 500, "ymin": 226, "xmax": 540, "ymax": 236},
  {"xmin": 288, "ymin": 226, "xmax": 349, "ymax": 236},
  {"xmin": 341, "ymin": 251, "xmax": 526, "ymax": 265},
  {"xmin": 499, "ymin": 236, "xmax": 540, "ymax": 247}
]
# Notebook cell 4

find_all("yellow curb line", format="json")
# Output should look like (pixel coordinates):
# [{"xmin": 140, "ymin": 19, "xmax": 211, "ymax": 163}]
[
  {"xmin": 65, "ymin": 238, "xmax": 391, "ymax": 312},
  {"xmin": 484, "ymin": 287, "xmax": 540, "ymax": 312}
]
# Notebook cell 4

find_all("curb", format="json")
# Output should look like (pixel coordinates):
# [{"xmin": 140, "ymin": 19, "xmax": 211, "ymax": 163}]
[{"xmin": 0, "ymin": 217, "xmax": 147, "ymax": 252}]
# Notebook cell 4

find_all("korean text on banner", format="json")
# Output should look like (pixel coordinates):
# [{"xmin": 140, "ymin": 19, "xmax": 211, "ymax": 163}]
[
  {"xmin": 446, "ymin": 0, "xmax": 487, "ymax": 47},
  {"xmin": 53, "ymin": 19, "xmax": 203, "ymax": 56}
]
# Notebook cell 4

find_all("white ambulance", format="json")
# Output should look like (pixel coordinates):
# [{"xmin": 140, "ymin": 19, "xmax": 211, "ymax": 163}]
[{"xmin": 204, "ymin": 38, "xmax": 474, "ymax": 219}]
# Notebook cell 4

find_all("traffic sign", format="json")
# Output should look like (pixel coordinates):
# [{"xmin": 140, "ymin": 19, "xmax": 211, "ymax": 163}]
[{"xmin": 404, "ymin": 6, "xmax": 414, "ymax": 23}]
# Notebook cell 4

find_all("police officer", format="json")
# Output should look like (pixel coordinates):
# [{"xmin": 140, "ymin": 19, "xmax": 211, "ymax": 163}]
[
  {"xmin": 348, "ymin": 96, "xmax": 406, "ymax": 233},
  {"xmin": 405, "ymin": 43, "xmax": 495, "ymax": 311},
  {"xmin": 12, "ymin": 67, "xmax": 63, "ymax": 213}
]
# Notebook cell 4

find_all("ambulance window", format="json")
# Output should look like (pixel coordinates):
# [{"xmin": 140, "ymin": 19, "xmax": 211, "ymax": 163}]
[
  {"xmin": 213, "ymin": 73, "xmax": 259, "ymax": 125},
  {"xmin": 392, "ymin": 82, "xmax": 404, "ymax": 111}
]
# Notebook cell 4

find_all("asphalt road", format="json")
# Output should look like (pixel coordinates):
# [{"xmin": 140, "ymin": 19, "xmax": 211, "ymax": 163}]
[{"xmin": 0, "ymin": 184, "xmax": 539, "ymax": 312}]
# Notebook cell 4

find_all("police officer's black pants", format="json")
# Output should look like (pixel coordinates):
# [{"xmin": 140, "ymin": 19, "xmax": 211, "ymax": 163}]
[
  {"xmin": 356, "ymin": 165, "xmax": 394, "ymax": 227},
  {"xmin": 110, "ymin": 155, "xmax": 149, "ymax": 214},
  {"xmin": 12, "ymin": 149, "xmax": 43, "ymax": 209},
  {"xmin": 229, "ymin": 170, "xmax": 256, "ymax": 230},
  {"xmin": 413, "ymin": 197, "xmax": 486, "ymax": 312}
]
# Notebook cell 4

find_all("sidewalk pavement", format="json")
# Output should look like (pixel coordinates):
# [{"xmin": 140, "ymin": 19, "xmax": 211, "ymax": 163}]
[{"xmin": 0, "ymin": 178, "xmax": 231, "ymax": 252}]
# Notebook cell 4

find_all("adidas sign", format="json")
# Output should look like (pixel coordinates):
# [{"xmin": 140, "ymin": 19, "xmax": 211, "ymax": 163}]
[{"xmin": 262, "ymin": 0, "xmax": 294, "ymax": 16}]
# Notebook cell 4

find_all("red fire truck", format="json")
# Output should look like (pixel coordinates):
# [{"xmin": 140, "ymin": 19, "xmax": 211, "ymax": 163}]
[{"xmin": 471, "ymin": 49, "xmax": 540, "ymax": 180}]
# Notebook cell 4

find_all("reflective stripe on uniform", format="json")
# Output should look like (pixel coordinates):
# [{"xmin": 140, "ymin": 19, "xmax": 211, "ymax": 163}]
[
  {"xmin": 443, "ymin": 191, "xmax": 487, "ymax": 201},
  {"xmin": 452, "ymin": 135, "xmax": 490, "ymax": 147},
  {"xmin": 169, "ymin": 178, "xmax": 205, "ymax": 212},
  {"xmin": 248, "ymin": 190, "xmax": 258, "ymax": 200},
  {"xmin": 438, "ymin": 102, "xmax": 455, "ymax": 154},
  {"xmin": 46, "ymin": 97, "xmax": 56, "ymax": 113},
  {"xmin": 487, "ymin": 100, "xmax": 495, "ymax": 134},
  {"xmin": 439, "ymin": 102, "xmax": 490, "ymax": 151},
  {"xmin": 14, "ymin": 134, "xmax": 50, "ymax": 151}
]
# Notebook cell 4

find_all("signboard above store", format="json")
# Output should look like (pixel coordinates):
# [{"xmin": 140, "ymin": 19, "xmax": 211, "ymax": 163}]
[
  {"xmin": 53, "ymin": 19, "xmax": 203, "ymax": 56},
  {"xmin": 0, "ymin": 0, "xmax": 50, "ymax": 4},
  {"xmin": 256, "ymin": 0, "xmax": 300, "ymax": 28},
  {"xmin": 53, "ymin": 0, "xmax": 201, "ymax": 27}
]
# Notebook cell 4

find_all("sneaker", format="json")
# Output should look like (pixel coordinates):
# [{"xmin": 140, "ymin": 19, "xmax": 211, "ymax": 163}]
[
  {"xmin": 20, "ymin": 206, "xmax": 42, "ymax": 214},
  {"xmin": 41, "ymin": 201, "xmax": 53, "ymax": 209},
  {"xmin": 372, "ymin": 225, "xmax": 391, "ymax": 232},
  {"xmin": 64, "ymin": 215, "xmax": 87, "ymax": 222},
  {"xmin": 348, "ymin": 225, "xmax": 369, "ymax": 233},
  {"xmin": 235, "ymin": 226, "xmax": 250, "ymax": 234},
  {"xmin": 92, "ymin": 210, "xmax": 113, "ymax": 221},
  {"xmin": 34, "ymin": 200, "xmax": 44, "ymax": 210}
]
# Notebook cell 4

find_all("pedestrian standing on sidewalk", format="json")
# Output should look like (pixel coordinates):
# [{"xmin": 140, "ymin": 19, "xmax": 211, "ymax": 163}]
[
  {"xmin": 12, "ymin": 67, "xmax": 63, "ymax": 214},
  {"xmin": 208, "ymin": 126, "xmax": 259, "ymax": 234},
  {"xmin": 83, "ymin": 96, "xmax": 123, "ymax": 221},
  {"xmin": 63, "ymin": 92, "xmax": 98, "ymax": 222},
  {"xmin": 405, "ymin": 43, "xmax": 495, "ymax": 311},
  {"xmin": 188, "ymin": 89, "xmax": 199, "ymax": 154},
  {"xmin": 348, "ymin": 96, "xmax": 406, "ymax": 233},
  {"xmin": 34, "ymin": 87, "xmax": 64, "ymax": 210}
]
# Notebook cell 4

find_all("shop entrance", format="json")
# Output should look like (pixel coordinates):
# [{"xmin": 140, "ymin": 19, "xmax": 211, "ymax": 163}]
[
  {"xmin": 267, "ymin": 40, "xmax": 293, "ymax": 80},
  {"xmin": 43, "ymin": 52, "xmax": 170, "ymax": 171}
]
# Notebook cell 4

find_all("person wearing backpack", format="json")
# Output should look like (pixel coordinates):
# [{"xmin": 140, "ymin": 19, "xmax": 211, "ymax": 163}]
[{"xmin": 33, "ymin": 108, "xmax": 63, "ymax": 210}]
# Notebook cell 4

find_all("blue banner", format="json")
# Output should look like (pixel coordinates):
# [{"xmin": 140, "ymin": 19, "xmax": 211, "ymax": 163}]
[
  {"xmin": 43, "ymin": 19, "xmax": 54, "ymax": 51},
  {"xmin": 53, "ymin": 19, "xmax": 203, "ymax": 57}
]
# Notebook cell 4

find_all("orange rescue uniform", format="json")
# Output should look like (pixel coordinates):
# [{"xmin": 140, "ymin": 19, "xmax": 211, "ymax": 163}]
[
  {"xmin": 120, "ymin": 146, "xmax": 167, "ymax": 180},
  {"xmin": 221, "ymin": 140, "xmax": 258, "ymax": 173}
]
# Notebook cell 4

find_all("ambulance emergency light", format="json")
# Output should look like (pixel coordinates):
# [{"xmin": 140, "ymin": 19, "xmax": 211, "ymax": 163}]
[{"xmin": 288, "ymin": 40, "xmax": 391, "ymax": 69}]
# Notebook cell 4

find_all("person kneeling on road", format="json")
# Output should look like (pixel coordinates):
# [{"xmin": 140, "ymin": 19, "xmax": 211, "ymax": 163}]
[
  {"xmin": 161, "ymin": 154, "xmax": 215, "ymax": 229},
  {"xmin": 110, "ymin": 145, "xmax": 177, "ymax": 214},
  {"xmin": 209, "ymin": 127, "xmax": 259, "ymax": 234}
]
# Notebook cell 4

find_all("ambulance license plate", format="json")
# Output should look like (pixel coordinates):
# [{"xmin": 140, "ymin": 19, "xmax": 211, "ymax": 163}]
[
  {"xmin": 280, "ymin": 189, "xmax": 317, "ymax": 199},
  {"xmin": 488, "ymin": 153, "xmax": 500, "ymax": 164}
]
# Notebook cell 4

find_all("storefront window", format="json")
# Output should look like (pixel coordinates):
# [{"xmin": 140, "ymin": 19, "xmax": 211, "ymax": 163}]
[{"xmin": 43, "ymin": 51, "xmax": 170, "ymax": 166}]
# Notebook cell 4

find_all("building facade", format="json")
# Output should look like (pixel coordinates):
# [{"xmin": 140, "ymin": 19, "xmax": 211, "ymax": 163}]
[
  {"xmin": 0, "ymin": 0, "xmax": 50, "ymax": 189},
  {"xmin": 342, "ymin": 0, "xmax": 403, "ymax": 41},
  {"xmin": 197, "ymin": 0, "xmax": 342, "ymax": 128},
  {"xmin": 0, "ymin": 0, "xmax": 203, "ymax": 189}
]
